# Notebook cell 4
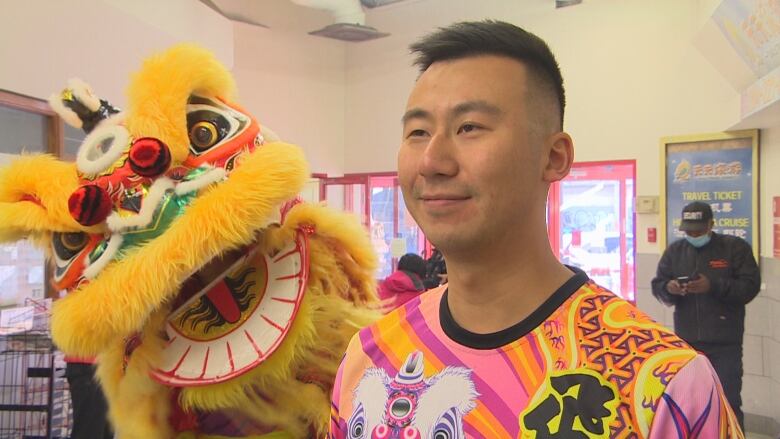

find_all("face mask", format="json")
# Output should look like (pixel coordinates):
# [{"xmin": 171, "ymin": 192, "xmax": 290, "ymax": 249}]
[{"xmin": 685, "ymin": 234, "xmax": 711, "ymax": 248}]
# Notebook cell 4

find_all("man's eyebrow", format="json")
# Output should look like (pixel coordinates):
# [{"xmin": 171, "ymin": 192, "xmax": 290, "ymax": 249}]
[
  {"xmin": 401, "ymin": 101, "xmax": 502, "ymax": 125},
  {"xmin": 451, "ymin": 100, "xmax": 502, "ymax": 118},
  {"xmin": 401, "ymin": 108, "xmax": 431, "ymax": 125}
]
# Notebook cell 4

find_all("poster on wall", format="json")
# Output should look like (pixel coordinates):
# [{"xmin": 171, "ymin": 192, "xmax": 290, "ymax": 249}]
[{"xmin": 660, "ymin": 130, "xmax": 759, "ymax": 260}]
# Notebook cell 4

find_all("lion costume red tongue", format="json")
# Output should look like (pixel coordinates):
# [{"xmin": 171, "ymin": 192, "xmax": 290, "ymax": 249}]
[{"xmin": 0, "ymin": 44, "xmax": 379, "ymax": 438}]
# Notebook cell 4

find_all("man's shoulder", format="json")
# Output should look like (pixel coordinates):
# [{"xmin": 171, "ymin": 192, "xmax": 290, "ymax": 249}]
[
  {"xmin": 571, "ymin": 282, "xmax": 698, "ymax": 376},
  {"xmin": 352, "ymin": 286, "xmax": 444, "ymax": 353},
  {"xmin": 713, "ymin": 232, "xmax": 752, "ymax": 250},
  {"xmin": 565, "ymin": 283, "xmax": 709, "ymax": 432}
]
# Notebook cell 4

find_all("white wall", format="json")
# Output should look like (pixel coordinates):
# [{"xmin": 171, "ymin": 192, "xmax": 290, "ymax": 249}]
[
  {"xmin": 760, "ymin": 127, "xmax": 780, "ymax": 257},
  {"xmin": 232, "ymin": 22, "xmax": 347, "ymax": 175},
  {"xmin": 0, "ymin": 0, "xmax": 233, "ymax": 106}
]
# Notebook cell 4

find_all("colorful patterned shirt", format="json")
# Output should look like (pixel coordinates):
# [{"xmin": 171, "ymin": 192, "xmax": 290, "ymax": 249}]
[{"xmin": 329, "ymin": 271, "xmax": 743, "ymax": 438}]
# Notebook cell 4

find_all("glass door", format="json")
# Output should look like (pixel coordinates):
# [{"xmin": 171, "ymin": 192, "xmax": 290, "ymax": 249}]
[
  {"xmin": 321, "ymin": 173, "xmax": 429, "ymax": 280},
  {"xmin": 322, "ymin": 176, "xmax": 367, "ymax": 223},
  {"xmin": 548, "ymin": 161, "xmax": 636, "ymax": 301}
]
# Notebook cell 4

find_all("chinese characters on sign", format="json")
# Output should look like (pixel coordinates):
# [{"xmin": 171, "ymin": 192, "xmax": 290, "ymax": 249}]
[{"xmin": 664, "ymin": 134, "xmax": 757, "ymax": 250}]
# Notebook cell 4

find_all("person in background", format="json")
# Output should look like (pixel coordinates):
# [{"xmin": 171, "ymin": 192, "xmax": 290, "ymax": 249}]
[
  {"xmin": 64, "ymin": 357, "xmax": 113, "ymax": 439},
  {"xmin": 378, "ymin": 253, "xmax": 427, "ymax": 313},
  {"xmin": 652, "ymin": 201, "xmax": 760, "ymax": 430},
  {"xmin": 423, "ymin": 247, "xmax": 447, "ymax": 289}
]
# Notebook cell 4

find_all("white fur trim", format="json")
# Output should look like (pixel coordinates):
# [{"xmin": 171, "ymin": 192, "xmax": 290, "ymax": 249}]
[
  {"xmin": 83, "ymin": 234, "xmax": 123, "ymax": 280},
  {"xmin": 414, "ymin": 367, "xmax": 479, "ymax": 436},
  {"xmin": 67, "ymin": 78, "xmax": 101, "ymax": 111},
  {"xmin": 106, "ymin": 178, "xmax": 175, "ymax": 232},
  {"xmin": 47, "ymin": 93, "xmax": 83, "ymax": 129},
  {"xmin": 76, "ymin": 124, "xmax": 130, "ymax": 176},
  {"xmin": 174, "ymin": 167, "xmax": 227, "ymax": 195},
  {"xmin": 351, "ymin": 368, "xmax": 390, "ymax": 437}
]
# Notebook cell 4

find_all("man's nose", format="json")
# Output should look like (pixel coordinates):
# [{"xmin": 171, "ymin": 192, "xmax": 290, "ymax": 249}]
[{"xmin": 419, "ymin": 133, "xmax": 458, "ymax": 178}]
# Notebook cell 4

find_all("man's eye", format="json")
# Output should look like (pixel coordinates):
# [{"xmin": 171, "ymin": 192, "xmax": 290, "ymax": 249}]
[
  {"xmin": 458, "ymin": 123, "xmax": 480, "ymax": 134},
  {"xmin": 407, "ymin": 129, "xmax": 428, "ymax": 138}
]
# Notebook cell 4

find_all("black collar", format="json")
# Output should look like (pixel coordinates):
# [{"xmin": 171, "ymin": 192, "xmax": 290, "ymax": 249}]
[{"xmin": 439, "ymin": 267, "xmax": 588, "ymax": 350}]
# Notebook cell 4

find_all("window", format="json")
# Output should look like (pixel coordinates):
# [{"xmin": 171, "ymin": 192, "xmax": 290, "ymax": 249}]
[
  {"xmin": 322, "ymin": 173, "xmax": 428, "ymax": 279},
  {"xmin": 548, "ymin": 161, "xmax": 636, "ymax": 301},
  {"xmin": 0, "ymin": 90, "xmax": 66, "ymax": 304}
]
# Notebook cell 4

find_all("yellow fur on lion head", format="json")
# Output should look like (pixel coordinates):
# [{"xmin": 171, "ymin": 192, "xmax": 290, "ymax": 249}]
[
  {"xmin": 44, "ymin": 44, "xmax": 309, "ymax": 357},
  {"xmin": 126, "ymin": 44, "xmax": 236, "ymax": 163},
  {"xmin": 0, "ymin": 155, "xmax": 90, "ymax": 242}
]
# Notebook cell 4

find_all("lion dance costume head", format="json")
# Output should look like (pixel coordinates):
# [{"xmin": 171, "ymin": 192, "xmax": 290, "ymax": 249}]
[{"xmin": 0, "ymin": 45, "xmax": 379, "ymax": 438}]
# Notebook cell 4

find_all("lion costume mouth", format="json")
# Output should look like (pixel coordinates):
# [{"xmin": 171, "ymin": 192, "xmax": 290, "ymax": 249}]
[{"xmin": 152, "ymin": 230, "xmax": 308, "ymax": 386}]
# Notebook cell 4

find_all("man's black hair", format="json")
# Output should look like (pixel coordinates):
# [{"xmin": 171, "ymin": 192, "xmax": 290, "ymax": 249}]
[
  {"xmin": 398, "ymin": 253, "xmax": 427, "ymax": 278},
  {"xmin": 410, "ymin": 20, "xmax": 565, "ymax": 128}
]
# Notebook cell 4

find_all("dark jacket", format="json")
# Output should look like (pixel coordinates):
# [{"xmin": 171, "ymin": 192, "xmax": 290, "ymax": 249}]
[
  {"xmin": 423, "ymin": 250, "xmax": 446, "ymax": 289},
  {"xmin": 651, "ymin": 233, "xmax": 760, "ymax": 345}
]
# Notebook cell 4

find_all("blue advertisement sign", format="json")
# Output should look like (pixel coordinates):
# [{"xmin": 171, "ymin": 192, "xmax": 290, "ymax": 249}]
[{"xmin": 665, "ymin": 138, "xmax": 755, "ymax": 248}]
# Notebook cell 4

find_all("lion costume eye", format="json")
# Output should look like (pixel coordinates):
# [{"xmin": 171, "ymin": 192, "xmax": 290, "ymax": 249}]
[
  {"xmin": 53, "ymin": 232, "xmax": 89, "ymax": 261},
  {"xmin": 186, "ymin": 96, "xmax": 248, "ymax": 156},
  {"xmin": 189, "ymin": 120, "xmax": 220, "ymax": 150},
  {"xmin": 52, "ymin": 231, "xmax": 98, "ymax": 289}
]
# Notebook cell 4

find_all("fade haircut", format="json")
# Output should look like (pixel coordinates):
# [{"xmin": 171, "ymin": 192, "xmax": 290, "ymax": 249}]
[{"xmin": 409, "ymin": 20, "xmax": 565, "ymax": 130}]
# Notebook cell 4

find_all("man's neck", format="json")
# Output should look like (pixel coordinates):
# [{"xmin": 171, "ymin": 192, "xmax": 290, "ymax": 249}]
[{"xmin": 443, "ymin": 233, "xmax": 574, "ymax": 335}]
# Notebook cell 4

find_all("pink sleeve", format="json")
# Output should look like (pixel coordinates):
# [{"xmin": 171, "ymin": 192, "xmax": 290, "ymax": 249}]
[
  {"xmin": 648, "ymin": 355, "xmax": 744, "ymax": 439},
  {"xmin": 329, "ymin": 355, "xmax": 347, "ymax": 439}
]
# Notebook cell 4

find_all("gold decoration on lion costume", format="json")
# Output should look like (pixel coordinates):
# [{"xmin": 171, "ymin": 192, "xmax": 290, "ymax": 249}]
[{"xmin": 0, "ymin": 45, "xmax": 379, "ymax": 438}]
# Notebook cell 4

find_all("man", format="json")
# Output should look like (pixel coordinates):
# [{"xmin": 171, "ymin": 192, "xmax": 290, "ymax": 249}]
[
  {"xmin": 652, "ymin": 201, "xmax": 760, "ymax": 430},
  {"xmin": 330, "ymin": 21, "xmax": 743, "ymax": 438}
]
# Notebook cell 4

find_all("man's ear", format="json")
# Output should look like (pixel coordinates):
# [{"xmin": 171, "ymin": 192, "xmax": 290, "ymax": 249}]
[{"xmin": 542, "ymin": 132, "xmax": 574, "ymax": 183}]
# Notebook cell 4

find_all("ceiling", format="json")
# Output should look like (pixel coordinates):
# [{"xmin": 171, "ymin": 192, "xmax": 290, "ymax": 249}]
[{"xmin": 206, "ymin": 0, "xmax": 411, "ymax": 33}]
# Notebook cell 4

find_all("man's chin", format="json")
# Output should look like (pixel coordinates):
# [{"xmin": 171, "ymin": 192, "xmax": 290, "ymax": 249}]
[{"xmin": 427, "ymin": 231, "xmax": 477, "ymax": 255}]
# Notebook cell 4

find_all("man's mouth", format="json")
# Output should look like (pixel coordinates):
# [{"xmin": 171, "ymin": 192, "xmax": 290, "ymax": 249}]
[{"xmin": 420, "ymin": 194, "xmax": 471, "ymax": 209}]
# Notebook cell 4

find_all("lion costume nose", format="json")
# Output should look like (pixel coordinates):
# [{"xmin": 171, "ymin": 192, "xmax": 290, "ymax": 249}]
[
  {"xmin": 68, "ymin": 184, "xmax": 112, "ymax": 226},
  {"xmin": 129, "ymin": 137, "xmax": 171, "ymax": 177},
  {"xmin": 67, "ymin": 137, "xmax": 171, "ymax": 227}
]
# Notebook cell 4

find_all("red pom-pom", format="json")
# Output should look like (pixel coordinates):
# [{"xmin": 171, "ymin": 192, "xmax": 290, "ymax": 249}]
[
  {"xmin": 68, "ymin": 185, "xmax": 112, "ymax": 226},
  {"xmin": 129, "ymin": 137, "xmax": 171, "ymax": 177}
]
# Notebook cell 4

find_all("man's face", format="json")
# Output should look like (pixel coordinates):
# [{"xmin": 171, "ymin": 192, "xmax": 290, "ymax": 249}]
[
  {"xmin": 684, "ymin": 220, "xmax": 714, "ymax": 238},
  {"xmin": 398, "ymin": 55, "xmax": 548, "ymax": 254}
]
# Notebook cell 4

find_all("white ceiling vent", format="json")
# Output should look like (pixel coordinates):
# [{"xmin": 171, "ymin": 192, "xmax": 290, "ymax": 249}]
[{"xmin": 291, "ymin": 0, "xmax": 390, "ymax": 42}]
